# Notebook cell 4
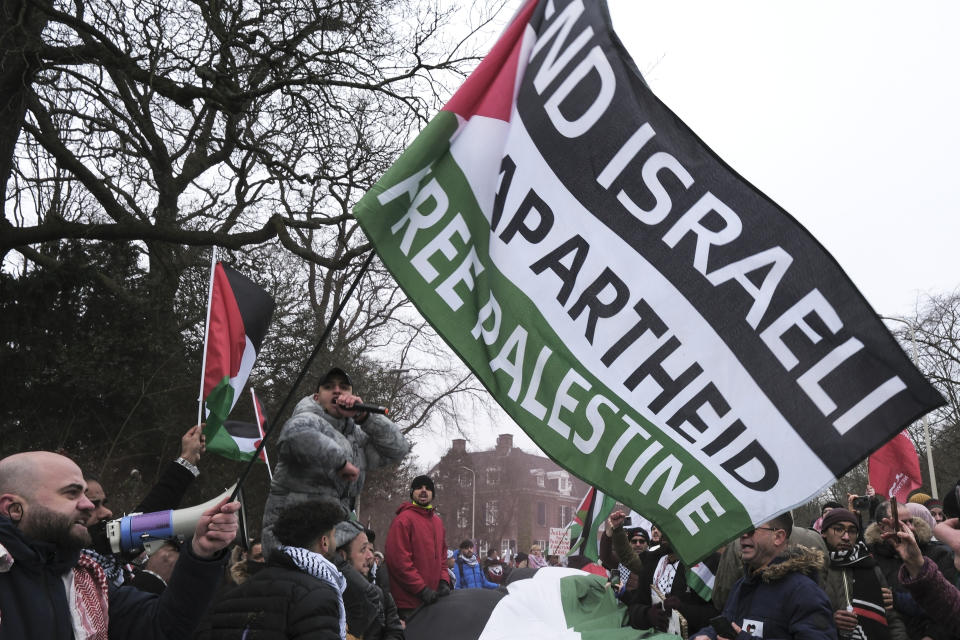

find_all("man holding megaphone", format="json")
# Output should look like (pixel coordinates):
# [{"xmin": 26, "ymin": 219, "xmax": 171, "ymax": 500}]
[
  {"xmin": 0, "ymin": 450, "xmax": 240, "ymax": 639},
  {"xmin": 262, "ymin": 367, "xmax": 410, "ymax": 555},
  {"xmin": 83, "ymin": 423, "xmax": 207, "ymax": 586}
]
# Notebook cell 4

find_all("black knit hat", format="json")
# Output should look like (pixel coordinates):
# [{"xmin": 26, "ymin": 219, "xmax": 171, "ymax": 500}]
[
  {"xmin": 821, "ymin": 508, "xmax": 859, "ymax": 533},
  {"xmin": 410, "ymin": 475, "xmax": 435, "ymax": 499}
]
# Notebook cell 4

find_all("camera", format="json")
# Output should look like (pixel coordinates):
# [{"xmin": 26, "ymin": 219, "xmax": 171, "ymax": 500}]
[
  {"xmin": 623, "ymin": 516, "xmax": 633, "ymax": 526},
  {"xmin": 852, "ymin": 496, "xmax": 870, "ymax": 510}
]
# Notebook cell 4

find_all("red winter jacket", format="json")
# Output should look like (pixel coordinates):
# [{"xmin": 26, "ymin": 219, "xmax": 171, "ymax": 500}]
[{"xmin": 385, "ymin": 501, "xmax": 449, "ymax": 609}]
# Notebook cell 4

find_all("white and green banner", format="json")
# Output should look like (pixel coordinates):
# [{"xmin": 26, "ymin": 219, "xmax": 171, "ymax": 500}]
[{"xmin": 354, "ymin": 0, "xmax": 944, "ymax": 563}]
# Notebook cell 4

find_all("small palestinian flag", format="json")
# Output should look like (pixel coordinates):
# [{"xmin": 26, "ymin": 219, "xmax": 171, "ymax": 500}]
[
  {"xmin": 201, "ymin": 262, "xmax": 275, "ymax": 461},
  {"xmin": 217, "ymin": 421, "xmax": 262, "ymax": 461},
  {"xmin": 685, "ymin": 561, "xmax": 716, "ymax": 602},
  {"xmin": 566, "ymin": 487, "xmax": 616, "ymax": 562}
]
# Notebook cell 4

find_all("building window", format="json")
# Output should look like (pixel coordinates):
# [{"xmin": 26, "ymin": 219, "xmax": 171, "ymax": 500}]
[
  {"xmin": 536, "ymin": 502, "xmax": 546, "ymax": 526},
  {"xmin": 559, "ymin": 505, "xmax": 572, "ymax": 526},
  {"xmin": 501, "ymin": 539, "xmax": 515, "ymax": 558},
  {"xmin": 459, "ymin": 472, "xmax": 472, "ymax": 487},
  {"xmin": 557, "ymin": 474, "xmax": 571, "ymax": 494},
  {"xmin": 485, "ymin": 500, "xmax": 499, "ymax": 526},
  {"xmin": 537, "ymin": 474, "xmax": 545, "ymax": 487},
  {"xmin": 536, "ymin": 539, "xmax": 546, "ymax": 552},
  {"xmin": 486, "ymin": 466, "xmax": 500, "ymax": 485},
  {"xmin": 457, "ymin": 505, "xmax": 470, "ymax": 530}
]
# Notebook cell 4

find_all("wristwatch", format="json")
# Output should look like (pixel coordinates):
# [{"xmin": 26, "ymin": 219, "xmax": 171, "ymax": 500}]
[{"xmin": 175, "ymin": 456, "xmax": 200, "ymax": 477}]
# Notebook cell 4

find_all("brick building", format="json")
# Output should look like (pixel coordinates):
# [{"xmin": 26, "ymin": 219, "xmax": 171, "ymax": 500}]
[{"xmin": 428, "ymin": 434, "xmax": 587, "ymax": 558}]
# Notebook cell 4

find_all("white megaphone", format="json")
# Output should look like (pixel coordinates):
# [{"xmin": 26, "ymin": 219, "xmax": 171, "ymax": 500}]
[{"xmin": 105, "ymin": 483, "xmax": 248, "ymax": 555}]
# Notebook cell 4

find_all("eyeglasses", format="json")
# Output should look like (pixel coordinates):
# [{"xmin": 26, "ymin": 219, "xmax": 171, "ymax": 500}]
[
  {"xmin": 742, "ymin": 526, "xmax": 781, "ymax": 537},
  {"xmin": 828, "ymin": 525, "xmax": 859, "ymax": 537}
]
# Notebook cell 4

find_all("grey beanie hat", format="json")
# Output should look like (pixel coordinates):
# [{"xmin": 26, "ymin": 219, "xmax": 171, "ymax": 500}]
[{"xmin": 334, "ymin": 520, "xmax": 365, "ymax": 550}]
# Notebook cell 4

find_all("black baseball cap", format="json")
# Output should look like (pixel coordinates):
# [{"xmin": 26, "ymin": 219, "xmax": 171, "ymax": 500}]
[{"xmin": 319, "ymin": 367, "xmax": 352, "ymax": 387}]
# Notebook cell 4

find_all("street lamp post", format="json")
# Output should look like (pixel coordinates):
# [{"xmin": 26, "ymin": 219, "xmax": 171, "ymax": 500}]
[
  {"xmin": 460, "ymin": 465, "xmax": 476, "ymax": 540},
  {"xmin": 882, "ymin": 316, "xmax": 938, "ymax": 498}
]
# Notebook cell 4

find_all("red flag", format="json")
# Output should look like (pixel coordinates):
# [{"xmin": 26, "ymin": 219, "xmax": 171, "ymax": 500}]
[{"xmin": 869, "ymin": 431, "xmax": 922, "ymax": 502}]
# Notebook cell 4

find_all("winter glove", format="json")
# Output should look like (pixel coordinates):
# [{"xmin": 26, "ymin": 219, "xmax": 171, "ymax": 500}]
[
  {"xmin": 419, "ymin": 586, "xmax": 439, "ymax": 605},
  {"xmin": 436, "ymin": 580, "xmax": 452, "ymax": 597},
  {"xmin": 644, "ymin": 605, "xmax": 670, "ymax": 631},
  {"xmin": 662, "ymin": 595, "xmax": 683, "ymax": 612}
]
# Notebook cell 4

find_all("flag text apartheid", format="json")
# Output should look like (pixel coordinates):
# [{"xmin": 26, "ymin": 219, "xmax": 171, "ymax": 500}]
[{"xmin": 354, "ymin": 0, "xmax": 944, "ymax": 563}]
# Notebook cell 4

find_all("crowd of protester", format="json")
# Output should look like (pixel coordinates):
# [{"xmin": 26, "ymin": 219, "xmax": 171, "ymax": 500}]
[{"xmin": 2, "ymin": 365, "xmax": 959, "ymax": 639}]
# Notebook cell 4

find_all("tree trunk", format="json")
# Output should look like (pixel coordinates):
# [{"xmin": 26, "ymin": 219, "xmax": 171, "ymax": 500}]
[{"xmin": 0, "ymin": 0, "xmax": 49, "ymax": 199}]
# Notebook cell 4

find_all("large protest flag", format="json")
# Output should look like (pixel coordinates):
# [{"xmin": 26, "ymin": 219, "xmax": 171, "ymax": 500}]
[
  {"xmin": 200, "ymin": 261, "xmax": 275, "ymax": 461},
  {"xmin": 354, "ymin": 0, "xmax": 944, "ymax": 562}
]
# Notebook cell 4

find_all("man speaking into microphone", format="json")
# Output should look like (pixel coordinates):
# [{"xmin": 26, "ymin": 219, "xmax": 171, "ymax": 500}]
[{"xmin": 262, "ymin": 367, "xmax": 410, "ymax": 554}]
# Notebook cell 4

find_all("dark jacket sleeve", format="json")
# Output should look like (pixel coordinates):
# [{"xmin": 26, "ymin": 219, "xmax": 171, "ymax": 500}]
[
  {"xmin": 784, "ymin": 576, "xmax": 837, "ymax": 640},
  {"xmin": 873, "ymin": 565, "xmax": 909, "ymax": 640},
  {"xmin": 136, "ymin": 460, "xmax": 196, "ymax": 513},
  {"xmin": 339, "ymin": 562, "xmax": 380, "ymax": 637},
  {"xmin": 286, "ymin": 584, "xmax": 344, "ymax": 640},
  {"xmin": 898, "ymin": 557, "xmax": 960, "ymax": 622},
  {"xmin": 611, "ymin": 526, "xmax": 645, "ymax": 574},
  {"xmin": 379, "ymin": 588, "xmax": 405, "ymax": 640},
  {"xmin": 360, "ymin": 583, "xmax": 406, "ymax": 640},
  {"xmin": 108, "ymin": 542, "xmax": 226, "ymax": 639},
  {"xmin": 598, "ymin": 531, "xmax": 618, "ymax": 571}
]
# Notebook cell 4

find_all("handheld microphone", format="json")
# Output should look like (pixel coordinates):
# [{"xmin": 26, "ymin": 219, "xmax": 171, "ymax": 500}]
[{"xmin": 338, "ymin": 402, "xmax": 389, "ymax": 415}]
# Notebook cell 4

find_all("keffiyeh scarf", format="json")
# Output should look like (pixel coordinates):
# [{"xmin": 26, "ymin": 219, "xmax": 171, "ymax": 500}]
[
  {"xmin": 73, "ymin": 554, "xmax": 110, "ymax": 640},
  {"xmin": 829, "ymin": 541, "xmax": 889, "ymax": 640},
  {"xmin": 82, "ymin": 548, "xmax": 132, "ymax": 587},
  {"xmin": 281, "ymin": 545, "xmax": 347, "ymax": 640}
]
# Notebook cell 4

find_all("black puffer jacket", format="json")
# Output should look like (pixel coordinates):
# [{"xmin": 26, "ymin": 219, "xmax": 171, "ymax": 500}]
[{"xmin": 200, "ymin": 552, "xmax": 342, "ymax": 640}]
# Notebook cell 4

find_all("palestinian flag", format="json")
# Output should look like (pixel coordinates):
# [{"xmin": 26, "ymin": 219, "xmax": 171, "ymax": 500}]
[
  {"xmin": 354, "ymin": 0, "xmax": 944, "ymax": 563},
  {"xmin": 566, "ymin": 487, "xmax": 616, "ymax": 562},
  {"xmin": 201, "ymin": 262, "xmax": 275, "ymax": 461},
  {"xmin": 685, "ymin": 561, "xmax": 716, "ymax": 602},
  {"xmin": 404, "ymin": 568, "xmax": 665, "ymax": 640},
  {"xmin": 217, "ymin": 421, "xmax": 261, "ymax": 460}
]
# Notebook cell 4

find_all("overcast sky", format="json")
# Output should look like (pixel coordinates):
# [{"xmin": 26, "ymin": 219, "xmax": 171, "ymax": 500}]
[{"xmin": 413, "ymin": 1, "xmax": 959, "ymax": 467}]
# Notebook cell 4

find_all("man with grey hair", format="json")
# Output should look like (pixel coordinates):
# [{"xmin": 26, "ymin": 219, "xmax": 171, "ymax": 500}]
[{"xmin": 0, "ymin": 450, "xmax": 239, "ymax": 639}]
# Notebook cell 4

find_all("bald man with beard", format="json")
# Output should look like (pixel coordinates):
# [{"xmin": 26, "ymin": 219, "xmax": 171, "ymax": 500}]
[{"xmin": 0, "ymin": 451, "xmax": 239, "ymax": 639}]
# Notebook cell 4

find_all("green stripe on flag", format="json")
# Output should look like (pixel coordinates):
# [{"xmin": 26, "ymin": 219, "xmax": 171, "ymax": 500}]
[
  {"xmin": 203, "ymin": 377, "xmax": 253, "ymax": 462},
  {"xmin": 558, "ymin": 574, "xmax": 667, "ymax": 639}
]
